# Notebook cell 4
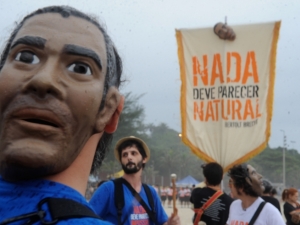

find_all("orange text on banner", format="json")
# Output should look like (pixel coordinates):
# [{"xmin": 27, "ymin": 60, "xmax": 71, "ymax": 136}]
[
  {"xmin": 193, "ymin": 51, "xmax": 259, "ymax": 86},
  {"xmin": 193, "ymin": 99, "xmax": 261, "ymax": 121}
]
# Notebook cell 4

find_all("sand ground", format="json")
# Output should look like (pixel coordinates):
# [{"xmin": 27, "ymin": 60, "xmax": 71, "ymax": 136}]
[{"xmin": 163, "ymin": 201, "xmax": 194, "ymax": 225}]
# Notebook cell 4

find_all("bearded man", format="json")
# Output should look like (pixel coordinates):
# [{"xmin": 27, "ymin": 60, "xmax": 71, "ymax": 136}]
[{"xmin": 90, "ymin": 136, "xmax": 181, "ymax": 225}]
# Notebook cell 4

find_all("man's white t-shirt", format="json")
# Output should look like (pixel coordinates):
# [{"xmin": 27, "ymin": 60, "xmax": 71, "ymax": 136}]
[{"xmin": 227, "ymin": 197, "xmax": 285, "ymax": 225}]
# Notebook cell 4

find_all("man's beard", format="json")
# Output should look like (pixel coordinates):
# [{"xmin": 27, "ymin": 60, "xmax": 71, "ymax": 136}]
[{"xmin": 122, "ymin": 160, "xmax": 143, "ymax": 174}]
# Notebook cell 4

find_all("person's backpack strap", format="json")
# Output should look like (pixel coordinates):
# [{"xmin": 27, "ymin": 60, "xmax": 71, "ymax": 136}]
[
  {"xmin": 120, "ymin": 178, "xmax": 158, "ymax": 225},
  {"xmin": 42, "ymin": 198, "xmax": 101, "ymax": 220},
  {"xmin": 0, "ymin": 197, "xmax": 101, "ymax": 225},
  {"xmin": 193, "ymin": 190, "xmax": 223, "ymax": 225},
  {"xmin": 142, "ymin": 183, "xmax": 156, "ymax": 218},
  {"xmin": 113, "ymin": 178, "xmax": 125, "ymax": 225},
  {"xmin": 248, "ymin": 201, "xmax": 266, "ymax": 225}
]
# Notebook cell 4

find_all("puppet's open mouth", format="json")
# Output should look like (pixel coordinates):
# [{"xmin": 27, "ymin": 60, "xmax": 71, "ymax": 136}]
[
  {"xmin": 23, "ymin": 118, "xmax": 59, "ymax": 128},
  {"xmin": 11, "ymin": 108, "xmax": 64, "ymax": 129}
]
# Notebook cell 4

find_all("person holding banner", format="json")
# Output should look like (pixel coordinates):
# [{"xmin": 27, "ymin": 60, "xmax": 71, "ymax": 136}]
[
  {"xmin": 227, "ymin": 164, "xmax": 285, "ymax": 225},
  {"xmin": 190, "ymin": 162, "xmax": 233, "ymax": 225},
  {"xmin": 90, "ymin": 136, "xmax": 181, "ymax": 225}
]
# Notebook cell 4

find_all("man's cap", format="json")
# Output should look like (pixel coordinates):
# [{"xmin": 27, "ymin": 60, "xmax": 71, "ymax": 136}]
[{"xmin": 114, "ymin": 136, "xmax": 150, "ymax": 162}]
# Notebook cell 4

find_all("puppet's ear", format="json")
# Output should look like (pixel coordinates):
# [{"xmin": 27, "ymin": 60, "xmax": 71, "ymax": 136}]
[
  {"xmin": 94, "ymin": 87, "xmax": 124, "ymax": 133},
  {"xmin": 104, "ymin": 95, "xmax": 124, "ymax": 133}
]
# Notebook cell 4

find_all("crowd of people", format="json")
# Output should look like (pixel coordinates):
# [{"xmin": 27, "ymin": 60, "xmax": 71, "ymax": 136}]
[
  {"xmin": 87, "ymin": 160, "xmax": 300, "ymax": 225},
  {"xmin": 158, "ymin": 186, "xmax": 193, "ymax": 208},
  {"xmin": 188, "ymin": 162, "xmax": 300, "ymax": 225}
]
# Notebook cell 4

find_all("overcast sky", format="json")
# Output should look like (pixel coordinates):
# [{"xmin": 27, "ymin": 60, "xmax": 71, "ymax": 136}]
[{"xmin": 0, "ymin": 0, "xmax": 299, "ymax": 152}]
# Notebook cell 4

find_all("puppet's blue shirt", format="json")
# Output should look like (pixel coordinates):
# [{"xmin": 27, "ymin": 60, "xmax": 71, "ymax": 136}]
[{"xmin": 0, "ymin": 177, "xmax": 112, "ymax": 225}]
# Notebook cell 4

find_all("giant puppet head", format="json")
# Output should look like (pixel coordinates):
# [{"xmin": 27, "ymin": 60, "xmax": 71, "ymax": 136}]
[
  {"xmin": 213, "ymin": 22, "xmax": 236, "ymax": 41},
  {"xmin": 0, "ymin": 6, "xmax": 123, "ymax": 181}
]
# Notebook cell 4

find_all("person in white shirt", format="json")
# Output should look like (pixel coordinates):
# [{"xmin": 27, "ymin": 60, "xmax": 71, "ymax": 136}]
[
  {"xmin": 160, "ymin": 186, "xmax": 168, "ymax": 206},
  {"xmin": 226, "ymin": 164, "xmax": 285, "ymax": 225},
  {"xmin": 167, "ymin": 186, "xmax": 174, "ymax": 208},
  {"xmin": 184, "ymin": 187, "xmax": 191, "ymax": 207},
  {"xmin": 178, "ymin": 187, "xmax": 186, "ymax": 207}
]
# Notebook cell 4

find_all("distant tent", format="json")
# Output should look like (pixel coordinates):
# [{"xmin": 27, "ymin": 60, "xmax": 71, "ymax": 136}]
[{"xmin": 176, "ymin": 175, "xmax": 200, "ymax": 187}]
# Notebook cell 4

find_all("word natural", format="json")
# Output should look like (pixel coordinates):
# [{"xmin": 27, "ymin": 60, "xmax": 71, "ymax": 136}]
[{"xmin": 193, "ymin": 99, "xmax": 261, "ymax": 121}]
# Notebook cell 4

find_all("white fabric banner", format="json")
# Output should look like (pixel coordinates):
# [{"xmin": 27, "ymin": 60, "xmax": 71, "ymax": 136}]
[{"xmin": 176, "ymin": 21, "xmax": 281, "ymax": 171}]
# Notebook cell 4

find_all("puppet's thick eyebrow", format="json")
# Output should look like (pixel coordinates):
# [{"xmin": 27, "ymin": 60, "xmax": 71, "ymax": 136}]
[
  {"xmin": 63, "ymin": 44, "xmax": 102, "ymax": 70},
  {"xmin": 11, "ymin": 36, "xmax": 46, "ymax": 50}
]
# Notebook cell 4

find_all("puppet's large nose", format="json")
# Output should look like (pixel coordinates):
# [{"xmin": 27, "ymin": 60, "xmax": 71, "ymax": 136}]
[{"xmin": 22, "ymin": 62, "xmax": 65, "ymax": 100}]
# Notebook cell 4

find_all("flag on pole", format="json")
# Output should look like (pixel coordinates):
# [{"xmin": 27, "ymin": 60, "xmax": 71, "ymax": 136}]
[{"xmin": 176, "ymin": 21, "xmax": 281, "ymax": 172}]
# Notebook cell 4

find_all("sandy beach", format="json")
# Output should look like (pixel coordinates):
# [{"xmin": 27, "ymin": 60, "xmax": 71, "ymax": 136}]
[{"xmin": 163, "ymin": 203, "xmax": 194, "ymax": 225}]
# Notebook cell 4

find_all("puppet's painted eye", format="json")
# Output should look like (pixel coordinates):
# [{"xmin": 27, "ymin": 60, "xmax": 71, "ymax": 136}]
[
  {"xmin": 67, "ymin": 62, "xmax": 92, "ymax": 75},
  {"xmin": 15, "ymin": 51, "xmax": 40, "ymax": 64}
]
